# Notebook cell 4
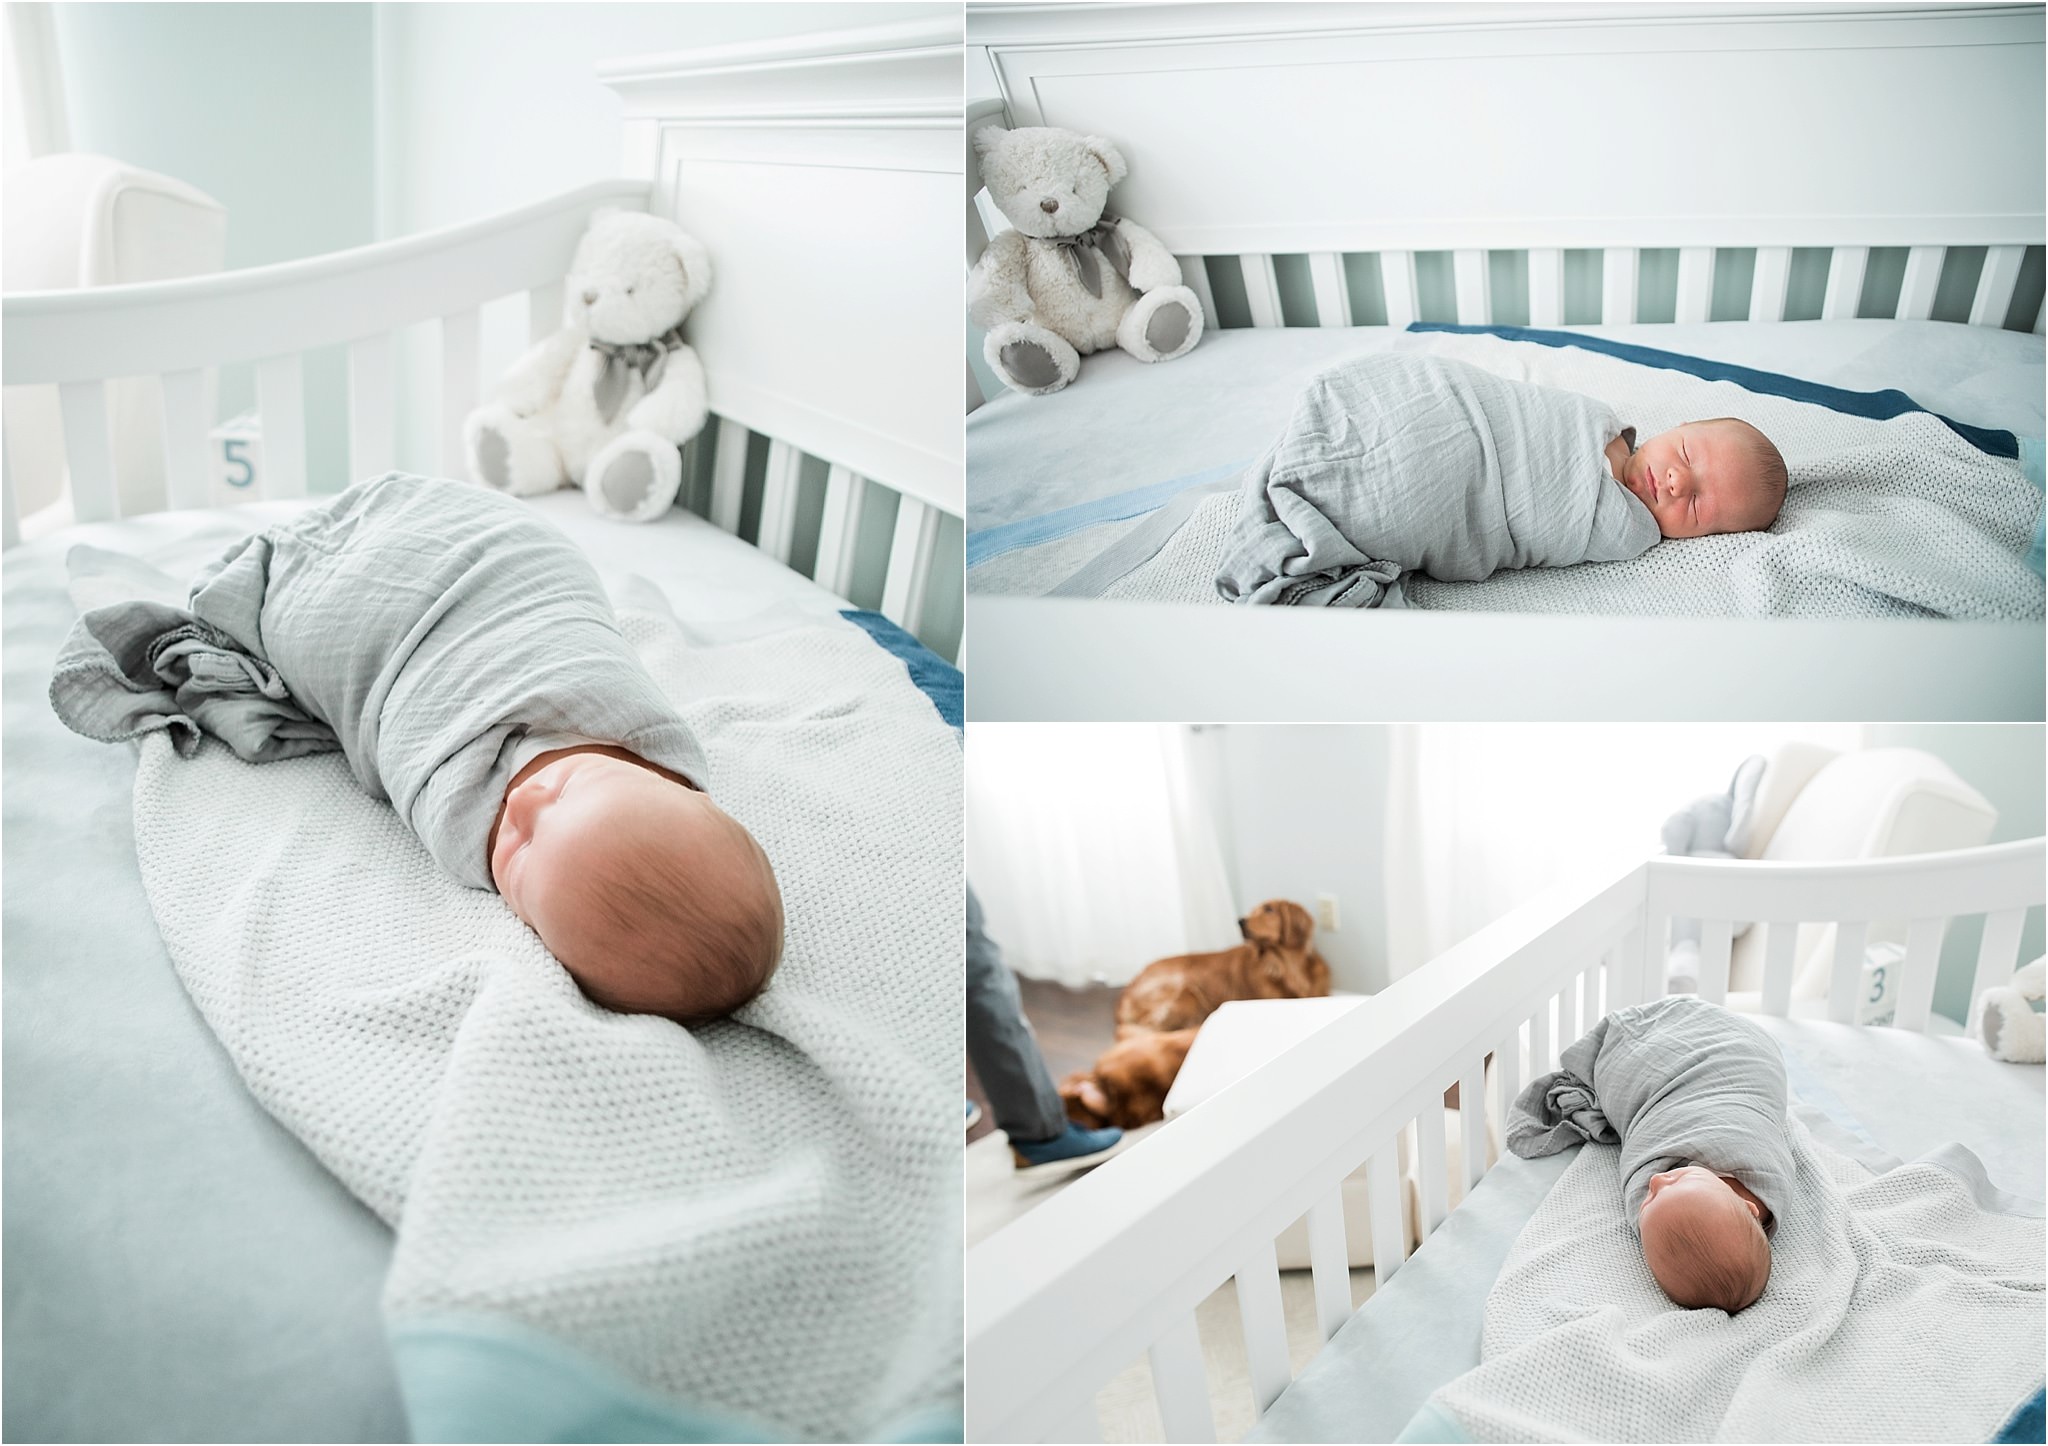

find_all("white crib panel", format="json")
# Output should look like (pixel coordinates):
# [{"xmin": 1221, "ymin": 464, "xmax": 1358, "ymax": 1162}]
[
  {"xmin": 254, "ymin": 354, "xmax": 306, "ymax": 500},
  {"xmin": 1452, "ymin": 248, "xmax": 1489, "ymax": 325},
  {"xmin": 1971, "ymin": 908, "xmax": 2030, "ymax": 1016},
  {"xmin": 1368, "ymin": 1140, "xmax": 1407, "ymax": 1289},
  {"xmin": 1750, "ymin": 246, "xmax": 1792, "ymax": 322},
  {"xmin": 814, "ymin": 464, "xmax": 867, "ymax": 597},
  {"xmin": 1308, "ymin": 252, "xmax": 1351, "ymax": 327},
  {"xmin": 1822, "ymin": 246, "xmax": 1868, "ymax": 320},
  {"xmin": 1971, "ymin": 245, "xmax": 2026, "ymax": 328},
  {"xmin": 1893, "ymin": 917, "xmax": 1949, "ymax": 1033},
  {"xmin": 1610, "ymin": 925, "xmax": 1647, "ymax": 1010},
  {"xmin": 1416, "ymin": 1096, "xmax": 1448, "ymax": 1236},
  {"xmin": 1458, "ymin": 1061, "xmax": 1486, "ymax": 1195},
  {"xmin": 1381, "ymin": 251, "xmax": 1419, "ymax": 330},
  {"xmin": 528, "ymin": 281, "xmax": 564, "ymax": 346},
  {"xmin": 439, "ymin": 307, "xmax": 480, "ymax": 478},
  {"xmin": 882, "ymin": 494, "xmax": 939, "ymax": 632},
  {"xmin": 1675, "ymin": 247, "xmax": 1714, "ymax": 324},
  {"xmin": 709, "ymin": 416, "xmax": 748, "ymax": 535},
  {"xmin": 1760, "ymin": 919, "xmax": 1799, "ymax": 1019},
  {"xmin": 2, "ymin": 438, "xmax": 19, "ymax": 549},
  {"xmin": 1653, "ymin": 844, "xmax": 2045, "ymax": 929},
  {"xmin": 1241, "ymin": 254, "xmax": 1283, "ymax": 329},
  {"xmin": 1053, "ymin": 1399, "xmax": 1101, "ymax": 1445},
  {"xmin": 757, "ymin": 438, "xmax": 802, "ymax": 565},
  {"xmin": 1528, "ymin": 997, "xmax": 1551, "ymax": 1079},
  {"xmin": 348, "ymin": 334, "xmax": 396, "ymax": 485},
  {"xmin": 1827, "ymin": 919, "xmax": 1871, "ymax": 1025},
  {"xmin": 1305, "ymin": 1190, "xmax": 1351, "ymax": 1344},
  {"xmin": 1696, "ymin": 917, "xmax": 1735, "ymax": 1005},
  {"xmin": 57, "ymin": 379, "xmax": 117, "ymax": 522},
  {"xmin": 157, "ymin": 368, "xmax": 210, "ymax": 512},
  {"xmin": 1528, "ymin": 248, "xmax": 1563, "ymax": 327},
  {"xmin": 1896, "ymin": 246, "xmax": 1945, "ymax": 321},
  {"xmin": 1147, "ymin": 1312, "xmax": 1215, "ymax": 1444},
  {"xmin": 1601, "ymin": 248, "xmax": 1637, "ymax": 325},
  {"xmin": 1177, "ymin": 255, "xmax": 1219, "ymax": 333},
  {"xmin": 1234, "ymin": 1240, "xmax": 1291, "ymax": 1418}
]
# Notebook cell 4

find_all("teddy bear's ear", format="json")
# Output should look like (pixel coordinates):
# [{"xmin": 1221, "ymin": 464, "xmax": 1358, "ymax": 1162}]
[
  {"xmin": 1083, "ymin": 135, "xmax": 1128, "ymax": 187},
  {"xmin": 591, "ymin": 205, "xmax": 623, "ymax": 224},
  {"xmin": 971, "ymin": 125, "xmax": 1008, "ymax": 160},
  {"xmin": 671, "ymin": 229, "xmax": 713, "ymax": 312}
]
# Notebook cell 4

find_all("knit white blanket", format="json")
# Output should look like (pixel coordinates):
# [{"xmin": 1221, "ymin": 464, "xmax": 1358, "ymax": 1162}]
[
  {"xmin": 1427, "ymin": 1110, "xmax": 2045, "ymax": 1442},
  {"xmin": 1100, "ymin": 330, "xmax": 2044, "ymax": 619},
  {"xmin": 129, "ymin": 602, "xmax": 962, "ymax": 1441}
]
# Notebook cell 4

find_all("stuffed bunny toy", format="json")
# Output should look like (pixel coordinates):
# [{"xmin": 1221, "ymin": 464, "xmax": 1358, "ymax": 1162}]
[
  {"xmin": 969, "ymin": 124, "xmax": 1203, "ymax": 396},
  {"xmin": 463, "ymin": 207, "xmax": 711, "ymax": 523},
  {"xmin": 1661, "ymin": 755, "xmax": 1768, "ymax": 993},
  {"xmin": 1974, "ymin": 957, "xmax": 2045, "ymax": 1064}
]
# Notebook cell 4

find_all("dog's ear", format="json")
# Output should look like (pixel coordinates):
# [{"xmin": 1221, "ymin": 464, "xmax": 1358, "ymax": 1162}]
[
  {"xmin": 1286, "ymin": 901, "xmax": 1315, "ymax": 947},
  {"xmin": 1059, "ymin": 1071, "xmax": 1110, "ymax": 1127}
]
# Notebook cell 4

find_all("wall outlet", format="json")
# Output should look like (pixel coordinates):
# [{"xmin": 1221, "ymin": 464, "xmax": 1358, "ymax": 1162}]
[{"xmin": 1316, "ymin": 893, "xmax": 1340, "ymax": 932}]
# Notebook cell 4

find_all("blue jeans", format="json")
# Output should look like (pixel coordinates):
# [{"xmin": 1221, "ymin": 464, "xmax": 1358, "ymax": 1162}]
[{"xmin": 965, "ymin": 884, "xmax": 1065, "ymax": 1144}]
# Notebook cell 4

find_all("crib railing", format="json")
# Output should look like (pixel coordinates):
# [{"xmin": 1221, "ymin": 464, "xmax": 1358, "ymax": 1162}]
[{"xmin": 965, "ymin": 838, "xmax": 2046, "ymax": 1443}]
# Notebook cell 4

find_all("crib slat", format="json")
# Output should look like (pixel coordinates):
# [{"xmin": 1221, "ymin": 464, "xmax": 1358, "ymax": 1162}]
[
  {"xmin": 1528, "ymin": 248, "xmax": 1564, "ymax": 327},
  {"xmin": 1054, "ymin": 1398, "xmax": 1101, "ymax": 1444},
  {"xmin": 814, "ymin": 464, "xmax": 867, "ymax": 597},
  {"xmin": 1611, "ymin": 925, "xmax": 1646, "ymax": 1009},
  {"xmin": 1177, "ymin": 255, "xmax": 1219, "ymax": 334},
  {"xmin": 1147, "ymin": 1312, "xmax": 1216, "ymax": 1444},
  {"xmin": 1308, "ymin": 252, "xmax": 1351, "ymax": 327},
  {"xmin": 1893, "ymin": 917, "xmax": 1947, "ymax": 1033},
  {"xmin": 1601, "ymin": 248, "xmax": 1638, "ymax": 325},
  {"xmin": 1972, "ymin": 908, "xmax": 2029, "ymax": 1015},
  {"xmin": 1368, "ymin": 1139, "xmax": 1407, "ymax": 1289},
  {"xmin": 1305, "ymin": 1188, "xmax": 1352, "ymax": 1343},
  {"xmin": 57, "ymin": 379, "xmax": 117, "ymax": 522},
  {"xmin": 1675, "ymin": 247, "xmax": 1714, "ymax": 323},
  {"xmin": 1822, "ymin": 246, "xmax": 1868, "ymax": 321},
  {"xmin": 882, "ymin": 493, "xmax": 939, "ymax": 632},
  {"xmin": 1750, "ymin": 247, "xmax": 1792, "ymax": 322},
  {"xmin": 1458, "ymin": 1060, "xmax": 1486, "ymax": 1194},
  {"xmin": 256, "ymin": 355, "xmax": 307, "ymax": 499},
  {"xmin": 1452, "ymin": 248, "xmax": 1489, "ymax": 325},
  {"xmin": 1970, "ymin": 245, "xmax": 2026, "ymax": 328},
  {"xmin": 1696, "ymin": 917, "xmax": 1734, "ymax": 1004},
  {"xmin": 1416, "ymin": 1097, "xmax": 1448, "ymax": 1236},
  {"xmin": 1241, "ymin": 254, "xmax": 1283, "ymax": 329},
  {"xmin": 1234, "ymin": 1240, "xmax": 1291, "ymax": 1417},
  {"xmin": 1827, "ymin": 920, "xmax": 1869, "ymax": 1024},
  {"xmin": 2, "ymin": 435, "xmax": 20, "ymax": 548},
  {"xmin": 158, "ymin": 368, "xmax": 210, "ymax": 511},
  {"xmin": 348, "ymin": 333, "xmax": 396, "ymax": 484},
  {"xmin": 757, "ymin": 439, "xmax": 802, "ymax": 565},
  {"xmin": 708, "ymin": 416, "xmax": 748, "ymax": 535},
  {"xmin": 528, "ymin": 281, "xmax": 564, "ymax": 345},
  {"xmin": 1760, "ymin": 919, "xmax": 1799, "ymax": 1018},
  {"xmin": 1381, "ymin": 251, "xmax": 1418, "ymax": 330},
  {"xmin": 440, "ymin": 307, "xmax": 481, "ymax": 477},
  {"xmin": 1896, "ymin": 246, "xmax": 1945, "ymax": 321}
]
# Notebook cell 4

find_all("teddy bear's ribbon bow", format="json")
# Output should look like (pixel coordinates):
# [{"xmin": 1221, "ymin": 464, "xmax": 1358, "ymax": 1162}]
[
  {"xmin": 1046, "ymin": 214, "xmax": 1131, "ymax": 299},
  {"xmin": 590, "ymin": 323, "xmax": 687, "ymax": 426}
]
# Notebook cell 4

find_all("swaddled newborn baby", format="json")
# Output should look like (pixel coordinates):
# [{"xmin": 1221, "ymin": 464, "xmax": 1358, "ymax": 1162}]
[
  {"xmin": 50, "ymin": 473, "xmax": 782, "ymax": 1024},
  {"xmin": 1506, "ymin": 995, "xmax": 1793, "ymax": 1313},
  {"xmin": 1216, "ymin": 353, "xmax": 1787, "ymax": 606}
]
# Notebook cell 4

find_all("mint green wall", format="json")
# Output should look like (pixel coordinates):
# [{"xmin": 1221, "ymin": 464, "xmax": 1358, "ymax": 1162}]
[
  {"xmin": 1865, "ymin": 725, "xmax": 2047, "ymax": 1025},
  {"xmin": 52, "ymin": 2, "xmax": 376, "ymax": 492}
]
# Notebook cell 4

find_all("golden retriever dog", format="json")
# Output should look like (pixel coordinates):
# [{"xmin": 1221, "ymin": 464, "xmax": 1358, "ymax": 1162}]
[{"xmin": 1059, "ymin": 899, "xmax": 1329, "ymax": 1130}]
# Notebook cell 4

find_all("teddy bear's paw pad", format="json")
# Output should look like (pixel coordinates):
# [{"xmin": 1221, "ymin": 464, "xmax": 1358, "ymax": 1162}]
[
  {"xmin": 474, "ymin": 428, "xmax": 512, "ymax": 489},
  {"xmin": 999, "ymin": 340, "xmax": 1063, "ymax": 390},
  {"xmin": 599, "ymin": 450, "xmax": 656, "ymax": 514},
  {"xmin": 1145, "ymin": 301, "xmax": 1192, "ymax": 356}
]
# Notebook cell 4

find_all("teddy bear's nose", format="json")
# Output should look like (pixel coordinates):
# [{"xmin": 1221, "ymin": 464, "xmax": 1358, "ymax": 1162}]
[
  {"xmin": 1038, "ymin": 197, "xmax": 1059, "ymax": 214},
  {"xmin": 581, "ymin": 289, "xmax": 599, "ymax": 306}
]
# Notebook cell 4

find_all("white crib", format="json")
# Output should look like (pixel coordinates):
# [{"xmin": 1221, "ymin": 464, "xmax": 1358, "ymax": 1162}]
[
  {"xmin": 963, "ymin": 836, "xmax": 2047, "ymax": 1441},
  {"xmin": 963, "ymin": 1, "xmax": 2046, "ymax": 718},
  {"xmin": 3, "ymin": 17, "xmax": 966, "ymax": 661}
]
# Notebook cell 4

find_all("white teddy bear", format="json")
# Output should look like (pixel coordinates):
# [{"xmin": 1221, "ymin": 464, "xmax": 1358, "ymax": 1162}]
[
  {"xmin": 1973, "ymin": 956, "xmax": 2045, "ymax": 1064},
  {"xmin": 463, "ymin": 207, "xmax": 711, "ymax": 523},
  {"xmin": 969, "ymin": 124, "xmax": 1203, "ymax": 397}
]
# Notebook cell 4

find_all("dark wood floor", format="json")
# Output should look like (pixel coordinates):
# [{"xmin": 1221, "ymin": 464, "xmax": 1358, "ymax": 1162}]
[{"xmin": 966, "ymin": 977, "xmax": 1119, "ymax": 1145}]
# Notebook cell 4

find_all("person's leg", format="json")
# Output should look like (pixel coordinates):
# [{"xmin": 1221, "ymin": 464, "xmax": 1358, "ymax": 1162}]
[{"xmin": 965, "ymin": 884, "xmax": 1066, "ymax": 1145}]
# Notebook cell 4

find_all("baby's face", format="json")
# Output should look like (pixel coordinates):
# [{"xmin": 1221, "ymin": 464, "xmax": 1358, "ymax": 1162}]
[
  {"xmin": 1639, "ymin": 1165, "xmax": 1772, "ymax": 1310},
  {"xmin": 1614, "ymin": 420, "xmax": 1781, "ymax": 539}
]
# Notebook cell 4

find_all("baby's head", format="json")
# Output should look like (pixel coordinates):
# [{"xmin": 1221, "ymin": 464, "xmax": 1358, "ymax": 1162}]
[
  {"xmin": 1638, "ymin": 1165, "xmax": 1772, "ymax": 1312},
  {"xmin": 490, "ymin": 748, "xmax": 783, "ymax": 1025},
  {"xmin": 1614, "ymin": 418, "xmax": 1787, "ymax": 538}
]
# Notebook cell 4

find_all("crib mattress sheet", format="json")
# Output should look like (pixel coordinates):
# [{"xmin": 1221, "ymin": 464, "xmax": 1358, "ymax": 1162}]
[
  {"xmin": 0, "ymin": 496, "xmax": 847, "ymax": 1444},
  {"xmin": 1246, "ymin": 1019, "xmax": 2045, "ymax": 1444},
  {"xmin": 966, "ymin": 320, "xmax": 2046, "ymax": 598}
]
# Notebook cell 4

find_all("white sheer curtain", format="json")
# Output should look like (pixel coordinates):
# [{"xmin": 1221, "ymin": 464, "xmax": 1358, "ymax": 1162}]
[
  {"xmin": 966, "ymin": 723, "xmax": 1240, "ymax": 987},
  {"xmin": 1382, "ymin": 723, "xmax": 1867, "ymax": 979}
]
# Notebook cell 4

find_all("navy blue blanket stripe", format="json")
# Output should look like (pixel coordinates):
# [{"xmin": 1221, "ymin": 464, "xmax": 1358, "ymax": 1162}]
[
  {"xmin": 841, "ymin": 610, "xmax": 962, "ymax": 729},
  {"xmin": 1408, "ymin": 322, "xmax": 2021, "ymax": 459},
  {"xmin": 1993, "ymin": 1386, "xmax": 2046, "ymax": 1444}
]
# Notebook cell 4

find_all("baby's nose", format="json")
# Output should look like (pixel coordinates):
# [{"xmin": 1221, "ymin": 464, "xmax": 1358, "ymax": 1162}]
[{"xmin": 1039, "ymin": 196, "xmax": 1060, "ymax": 214}]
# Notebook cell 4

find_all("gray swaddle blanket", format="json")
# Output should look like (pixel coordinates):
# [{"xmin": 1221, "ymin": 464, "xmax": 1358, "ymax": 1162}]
[
  {"xmin": 1507, "ymin": 995, "xmax": 1796, "ymax": 1230},
  {"xmin": 49, "ymin": 473, "xmax": 707, "ymax": 888},
  {"xmin": 1215, "ymin": 352, "xmax": 1661, "ymax": 606}
]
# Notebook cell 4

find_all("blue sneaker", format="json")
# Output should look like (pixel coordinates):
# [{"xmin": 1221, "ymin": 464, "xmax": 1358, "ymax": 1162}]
[
  {"xmin": 1010, "ymin": 1122, "xmax": 1125, "ymax": 1177},
  {"xmin": 965, "ymin": 1100, "xmax": 983, "ymax": 1132}
]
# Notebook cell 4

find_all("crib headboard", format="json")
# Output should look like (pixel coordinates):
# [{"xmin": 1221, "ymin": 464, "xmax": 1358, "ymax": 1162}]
[{"xmin": 966, "ymin": 2, "xmax": 2045, "ymax": 337}]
